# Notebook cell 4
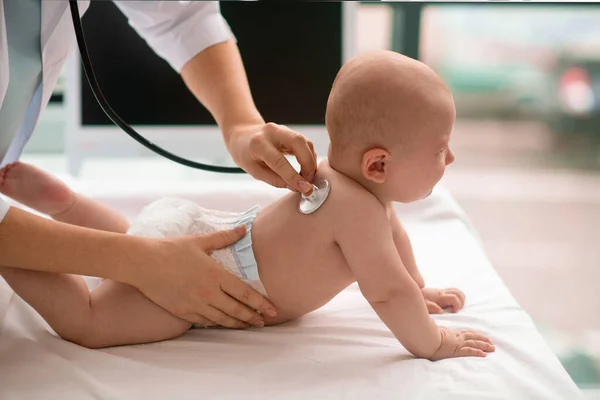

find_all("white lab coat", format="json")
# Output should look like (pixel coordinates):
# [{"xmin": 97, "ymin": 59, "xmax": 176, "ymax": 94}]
[{"xmin": 0, "ymin": 0, "xmax": 234, "ymax": 222}]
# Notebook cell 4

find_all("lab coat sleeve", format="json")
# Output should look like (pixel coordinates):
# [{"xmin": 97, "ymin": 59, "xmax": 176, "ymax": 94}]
[
  {"xmin": 113, "ymin": 1, "xmax": 235, "ymax": 73},
  {"xmin": 0, "ymin": 197, "xmax": 9, "ymax": 223}
]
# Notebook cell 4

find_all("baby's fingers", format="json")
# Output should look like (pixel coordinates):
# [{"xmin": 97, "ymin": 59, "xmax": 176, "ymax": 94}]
[
  {"xmin": 439, "ymin": 294, "xmax": 462, "ymax": 313},
  {"xmin": 456, "ymin": 347, "xmax": 488, "ymax": 358},
  {"xmin": 446, "ymin": 288, "xmax": 466, "ymax": 308},
  {"xmin": 463, "ymin": 340, "xmax": 496, "ymax": 353},
  {"xmin": 426, "ymin": 300, "xmax": 444, "ymax": 314},
  {"xmin": 463, "ymin": 331, "xmax": 494, "ymax": 345}
]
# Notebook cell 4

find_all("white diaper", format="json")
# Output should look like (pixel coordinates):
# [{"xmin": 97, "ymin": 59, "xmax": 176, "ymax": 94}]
[{"xmin": 127, "ymin": 197, "xmax": 267, "ymax": 297}]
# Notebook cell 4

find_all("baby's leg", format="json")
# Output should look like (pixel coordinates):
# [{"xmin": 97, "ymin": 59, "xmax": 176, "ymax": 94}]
[
  {"xmin": 0, "ymin": 162, "xmax": 129, "ymax": 233},
  {"xmin": 0, "ymin": 164, "xmax": 190, "ymax": 347},
  {"xmin": 0, "ymin": 266, "xmax": 192, "ymax": 348}
]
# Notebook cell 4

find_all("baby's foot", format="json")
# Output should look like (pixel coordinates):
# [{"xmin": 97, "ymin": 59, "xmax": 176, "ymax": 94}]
[{"xmin": 0, "ymin": 162, "xmax": 76, "ymax": 216}]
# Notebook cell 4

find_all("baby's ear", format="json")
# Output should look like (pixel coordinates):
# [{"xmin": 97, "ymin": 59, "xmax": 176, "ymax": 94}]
[{"xmin": 361, "ymin": 148, "xmax": 389, "ymax": 184}]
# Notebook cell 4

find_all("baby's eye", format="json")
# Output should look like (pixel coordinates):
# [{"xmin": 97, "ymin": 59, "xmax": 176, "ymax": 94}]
[{"xmin": 437, "ymin": 148, "xmax": 446, "ymax": 155}]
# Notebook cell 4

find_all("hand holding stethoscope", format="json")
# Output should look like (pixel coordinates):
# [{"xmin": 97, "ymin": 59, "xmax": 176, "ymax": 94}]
[{"xmin": 70, "ymin": 1, "xmax": 317, "ymax": 196}]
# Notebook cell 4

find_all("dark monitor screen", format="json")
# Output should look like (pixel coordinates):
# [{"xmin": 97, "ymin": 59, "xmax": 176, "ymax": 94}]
[{"xmin": 80, "ymin": 2, "xmax": 343, "ymax": 126}]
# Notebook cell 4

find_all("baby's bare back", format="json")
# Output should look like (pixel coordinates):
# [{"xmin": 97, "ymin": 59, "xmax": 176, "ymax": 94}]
[{"xmin": 251, "ymin": 162, "xmax": 358, "ymax": 325}]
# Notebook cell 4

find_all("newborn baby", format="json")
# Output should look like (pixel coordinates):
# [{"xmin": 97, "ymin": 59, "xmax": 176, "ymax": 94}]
[{"xmin": 0, "ymin": 51, "xmax": 494, "ymax": 360}]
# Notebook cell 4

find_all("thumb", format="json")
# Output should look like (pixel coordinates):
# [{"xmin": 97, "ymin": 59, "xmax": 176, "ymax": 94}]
[{"xmin": 200, "ymin": 225, "xmax": 247, "ymax": 252}]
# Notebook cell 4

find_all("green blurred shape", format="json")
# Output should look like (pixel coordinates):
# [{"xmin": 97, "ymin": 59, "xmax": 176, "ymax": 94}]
[{"xmin": 560, "ymin": 350, "xmax": 600, "ymax": 386}]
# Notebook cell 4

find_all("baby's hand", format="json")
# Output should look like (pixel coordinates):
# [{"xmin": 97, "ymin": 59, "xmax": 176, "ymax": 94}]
[
  {"xmin": 430, "ymin": 327, "xmax": 495, "ymax": 361},
  {"xmin": 422, "ymin": 287, "xmax": 465, "ymax": 314}
]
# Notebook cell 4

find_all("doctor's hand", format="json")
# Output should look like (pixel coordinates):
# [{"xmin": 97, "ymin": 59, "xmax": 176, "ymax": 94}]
[
  {"xmin": 228, "ymin": 122, "xmax": 318, "ymax": 195},
  {"xmin": 131, "ymin": 225, "xmax": 276, "ymax": 328}
]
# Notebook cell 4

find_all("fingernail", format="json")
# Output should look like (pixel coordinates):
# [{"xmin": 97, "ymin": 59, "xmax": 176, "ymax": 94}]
[
  {"xmin": 298, "ymin": 180, "xmax": 312, "ymax": 193},
  {"xmin": 266, "ymin": 307, "xmax": 277, "ymax": 317},
  {"xmin": 253, "ymin": 320, "xmax": 264, "ymax": 328},
  {"xmin": 234, "ymin": 225, "xmax": 246, "ymax": 234}
]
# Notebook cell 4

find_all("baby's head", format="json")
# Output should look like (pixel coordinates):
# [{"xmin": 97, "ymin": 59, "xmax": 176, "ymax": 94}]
[{"xmin": 326, "ymin": 51, "xmax": 455, "ymax": 203}]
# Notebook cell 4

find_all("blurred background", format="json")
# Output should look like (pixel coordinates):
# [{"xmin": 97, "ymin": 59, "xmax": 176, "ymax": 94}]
[{"xmin": 19, "ymin": 2, "xmax": 600, "ymax": 394}]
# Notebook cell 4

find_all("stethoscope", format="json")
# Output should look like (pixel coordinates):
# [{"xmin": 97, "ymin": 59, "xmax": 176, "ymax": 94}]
[
  {"xmin": 68, "ymin": 0, "xmax": 243, "ymax": 174},
  {"xmin": 68, "ymin": 1, "xmax": 330, "ymax": 214}
]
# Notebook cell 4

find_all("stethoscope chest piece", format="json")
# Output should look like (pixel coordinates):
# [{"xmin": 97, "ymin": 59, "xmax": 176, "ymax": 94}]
[{"xmin": 299, "ymin": 178, "xmax": 331, "ymax": 215}]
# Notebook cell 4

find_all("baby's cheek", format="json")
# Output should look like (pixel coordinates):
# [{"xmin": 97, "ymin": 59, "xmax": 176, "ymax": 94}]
[
  {"xmin": 439, "ymin": 166, "xmax": 447, "ymax": 180},
  {"xmin": 429, "ymin": 167, "xmax": 446, "ymax": 191}
]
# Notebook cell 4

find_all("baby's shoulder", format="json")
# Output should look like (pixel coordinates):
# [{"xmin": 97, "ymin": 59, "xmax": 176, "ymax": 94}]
[{"xmin": 316, "ymin": 162, "xmax": 387, "ymax": 222}]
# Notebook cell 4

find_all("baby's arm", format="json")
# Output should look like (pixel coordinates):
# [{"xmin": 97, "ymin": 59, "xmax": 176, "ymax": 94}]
[
  {"xmin": 336, "ymin": 197, "xmax": 441, "ymax": 358},
  {"xmin": 390, "ymin": 211, "xmax": 424, "ymax": 288},
  {"xmin": 335, "ymin": 193, "xmax": 493, "ymax": 359},
  {"xmin": 391, "ymin": 212, "xmax": 466, "ymax": 314}
]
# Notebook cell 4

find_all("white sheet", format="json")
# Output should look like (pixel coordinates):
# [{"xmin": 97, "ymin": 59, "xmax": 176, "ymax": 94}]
[{"xmin": 0, "ymin": 182, "xmax": 581, "ymax": 399}]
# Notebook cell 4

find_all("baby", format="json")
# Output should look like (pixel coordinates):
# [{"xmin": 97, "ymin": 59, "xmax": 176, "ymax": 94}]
[{"xmin": 0, "ymin": 51, "xmax": 494, "ymax": 360}]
